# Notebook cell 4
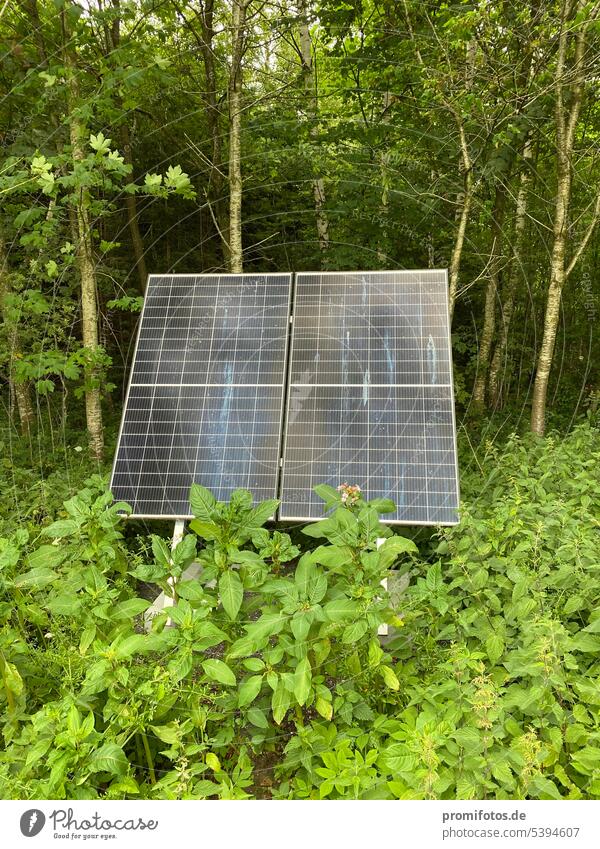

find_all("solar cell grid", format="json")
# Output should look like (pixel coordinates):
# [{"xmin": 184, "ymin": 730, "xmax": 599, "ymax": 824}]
[
  {"xmin": 111, "ymin": 269, "xmax": 459, "ymax": 525},
  {"xmin": 110, "ymin": 274, "xmax": 292, "ymax": 518},
  {"xmin": 278, "ymin": 270, "xmax": 459, "ymax": 524}
]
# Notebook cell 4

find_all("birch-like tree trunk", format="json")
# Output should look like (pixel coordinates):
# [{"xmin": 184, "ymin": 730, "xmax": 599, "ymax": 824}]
[
  {"xmin": 174, "ymin": 0, "xmax": 230, "ymax": 267},
  {"xmin": 228, "ymin": 0, "xmax": 248, "ymax": 273},
  {"xmin": 448, "ymin": 161, "xmax": 473, "ymax": 322},
  {"xmin": 531, "ymin": 0, "xmax": 593, "ymax": 435},
  {"xmin": 402, "ymin": 1, "xmax": 475, "ymax": 320},
  {"xmin": 120, "ymin": 123, "xmax": 147, "ymax": 291},
  {"xmin": 488, "ymin": 139, "xmax": 533, "ymax": 406},
  {"xmin": 200, "ymin": 0, "xmax": 230, "ymax": 267},
  {"xmin": 63, "ymin": 10, "xmax": 104, "ymax": 460},
  {"xmin": 105, "ymin": 0, "xmax": 148, "ymax": 291},
  {"xmin": 472, "ymin": 182, "xmax": 507, "ymax": 408},
  {"xmin": 299, "ymin": 0, "xmax": 329, "ymax": 254},
  {"xmin": 0, "ymin": 236, "xmax": 34, "ymax": 435}
]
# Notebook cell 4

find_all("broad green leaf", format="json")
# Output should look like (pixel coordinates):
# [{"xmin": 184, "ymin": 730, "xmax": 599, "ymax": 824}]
[
  {"xmin": 79, "ymin": 625, "xmax": 96, "ymax": 656},
  {"xmin": 202, "ymin": 659, "xmax": 236, "ymax": 686},
  {"xmin": 243, "ymin": 612, "xmax": 286, "ymax": 648},
  {"xmin": 272, "ymin": 682, "xmax": 291, "ymax": 724},
  {"xmin": 294, "ymin": 554, "xmax": 316, "ymax": 596},
  {"xmin": 314, "ymin": 484, "xmax": 341, "ymax": 503},
  {"xmin": 14, "ymin": 565, "xmax": 59, "ymax": 590},
  {"xmin": 88, "ymin": 743, "xmax": 128, "ymax": 776},
  {"xmin": 150, "ymin": 724, "xmax": 180, "ymax": 746},
  {"xmin": 572, "ymin": 633, "xmax": 600, "ymax": 653},
  {"xmin": 377, "ymin": 535, "xmax": 418, "ymax": 568},
  {"xmin": 383, "ymin": 744, "xmax": 418, "ymax": 773},
  {"xmin": 194, "ymin": 780, "xmax": 219, "ymax": 797},
  {"xmin": 151, "ymin": 535, "xmax": 171, "ymax": 569},
  {"xmin": 571, "ymin": 746, "xmax": 600, "ymax": 775},
  {"xmin": 486, "ymin": 633, "xmax": 505, "ymax": 665},
  {"xmin": 41, "ymin": 519, "xmax": 79, "ymax": 538},
  {"xmin": 530, "ymin": 775, "xmax": 562, "ymax": 800},
  {"xmin": 0, "ymin": 541, "xmax": 20, "ymax": 571},
  {"xmin": 25, "ymin": 543, "xmax": 66, "ymax": 572},
  {"xmin": 238, "ymin": 675, "xmax": 263, "ymax": 707},
  {"xmin": 291, "ymin": 611, "xmax": 312, "ymax": 642},
  {"xmin": 324, "ymin": 598, "xmax": 360, "ymax": 622},
  {"xmin": 311, "ymin": 545, "xmax": 351, "ymax": 568},
  {"xmin": 247, "ymin": 708, "xmax": 268, "ymax": 728},
  {"xmin": 46, "ymin": 593, "xmax": 82, "ymax": 616},
  {"xmin": 564, "ymin": 596, "xmax": 584, "ymax": 616},
  {"xmin": 113, "ymin": 598, "xmax": 150, "ymax": 619},
  {"xmin": 309, "ymin": 573, "xmax": 328, "ymax": 604},
  {"xmin": 188, "ymin": 520, "xmax": 219, "ymax": 540},
  {"xmin": 189, "ymin": 484, "xmax": 217, "ymax": 521},
  {"xmin": 115, "ymin": 634, "xmax": 156, "ymax": 659},
  {"xmin": 205, "ymin": 752, "xmax": 221, "ymax": 772},
  {"xmin": 247, "ymin": 499, "xmax": 279, "ymax": 528},
  {"xmin": 219, "ymin": 570, "xmax": 243, "ymax": 620},
  {"xmin": 369, "ymin": 498, "xmax": 396, "ymax": 514},
  {"xmin": 294, "ymin": 656, "xmax": 312, "ymax": 706},
  {"xmin": 425, "ymin": 562, "xmax": 443, "ymax": 593},
  {"xmin": 315, "ymin": 696, "xmax": 333, "ymax": 721},
  {"xmin": 301, "ymin": 520, "xmax": 331, "ymax": 538},
  {"xmin": 491, "ymin": 760, "xmax": 514, "ymax": 787},
  {"xmin": 342, "ymin": 619, "xmax": 368, "ymax": 643},
  {"xmin": 379, "ymin": 665, "xmax": 400, "ymax": 691}
]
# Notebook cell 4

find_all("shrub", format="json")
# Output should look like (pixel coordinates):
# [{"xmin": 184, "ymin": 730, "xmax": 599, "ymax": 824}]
[{"xmin": 0, "ymin": 424, "xmax": 598, "ymax": 799}]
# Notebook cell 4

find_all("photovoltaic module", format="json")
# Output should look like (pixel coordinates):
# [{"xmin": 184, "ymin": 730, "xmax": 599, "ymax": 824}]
[
  {"xmin": 111, "ymin": 270, "xmax": 459, "ymax": 524},
  {"xmin": 110, "ymin": 274, "xmax": 292, "ymax": 517},
  {"xmin": 278, "ymin": 270, "xmax": 459, "ymax": 523}
]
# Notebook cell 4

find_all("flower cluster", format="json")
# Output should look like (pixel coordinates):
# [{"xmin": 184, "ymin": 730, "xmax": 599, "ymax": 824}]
[{"xmin": 337, "ymin": 483, "xmax": 362, "ymax": 507}]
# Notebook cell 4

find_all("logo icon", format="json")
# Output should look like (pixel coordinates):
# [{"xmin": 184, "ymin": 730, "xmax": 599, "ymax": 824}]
[{"xmin": 19, "ymin": 810, "xmax": 46, "ymax": 837}]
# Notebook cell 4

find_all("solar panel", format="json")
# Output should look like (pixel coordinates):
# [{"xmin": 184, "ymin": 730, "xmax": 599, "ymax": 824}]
[
  {"xmin": 278, "ymin": 270, "xmax": 459, "ymax": 524},
  {"xmin": 110, "ymin": 274, "xmax": 292, "ymax": 518}
]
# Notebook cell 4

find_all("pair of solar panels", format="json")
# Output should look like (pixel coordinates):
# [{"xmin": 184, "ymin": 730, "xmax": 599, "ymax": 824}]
[{"xmin": 110, "ymin": 271, "xmax": 459, "ymax": 524}]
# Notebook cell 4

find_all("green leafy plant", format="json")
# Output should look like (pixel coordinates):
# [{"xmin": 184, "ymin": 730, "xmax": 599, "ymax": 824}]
[{"xmin": 1, "ymin": 427, "xmax": 599, "ymax": 800}]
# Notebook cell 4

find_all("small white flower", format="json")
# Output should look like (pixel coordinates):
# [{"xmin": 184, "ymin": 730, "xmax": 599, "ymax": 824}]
[
  {"xmin": 74, "ymin": 446, "xmax": 83, "ymax": 453},
  {"xmin": 44, "ymin": 632, "xmax": 53, "ymax": 639}
]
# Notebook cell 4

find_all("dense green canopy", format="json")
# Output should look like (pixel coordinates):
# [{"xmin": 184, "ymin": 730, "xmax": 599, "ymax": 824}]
[{"xmin": 1, "ymin": 0, "xmax": 599, "ymax": 454}]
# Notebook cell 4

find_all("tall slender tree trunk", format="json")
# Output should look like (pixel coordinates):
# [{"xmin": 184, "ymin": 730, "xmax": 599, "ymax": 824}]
[
  {"xmin": 299, "ymin": 0, "xmax": 329, "ymax": 255},
  {"xmin": 173, "ymin": 0, "xmax": 229, "ymax": 267},
  {"xmin": 488, "ymin": 139, "xmax": 533, "ymax": 406},
  {"xmin": 63, "ymin": 10, "xmax": 104, "ymax": 460},
  {"xmin": 0, "ymin": 236, "xmax": 35, "ymax": 435},
  {"xmin": 448, "ymin": 163, "xmax": 473, "ymax": 321},
  {"xmin": 402, "ymin": 2, "xmax": 474, "ymax": 318},
  {"xmin": 472, "ymin": 182, "xmax": 507, "ymax": 409},
  {"xmin": 531, "ymin": 0, "xmax": 588, "ymax": 435},
  {"xmin": 228, "ymin": 0, "xmax": 247, "ymax": 273},
  {"xmin": 448, "ymin": 39, "xmax": 477, "ymax": 321},
  {"xmin": 106, "ymin": 1, "xmax": 148, "ymax": 291},
  {"xmin": 200, "ymin": 0, "xmax": 229, "ymax": 267},
  {"xmin": 120, "ymin": 123, "xmax": 147, "ymax": 291}
]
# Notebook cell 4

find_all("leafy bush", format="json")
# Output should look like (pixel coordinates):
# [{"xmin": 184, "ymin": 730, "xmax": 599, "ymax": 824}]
[{"xmin": 0, "ymin": 424, "xmax": 598, "ymax": 799}]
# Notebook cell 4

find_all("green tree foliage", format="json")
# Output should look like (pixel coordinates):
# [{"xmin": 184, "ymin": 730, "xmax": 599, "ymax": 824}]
[{"xmin": 0, "ymin": 0, "xmax": 599, "ymax": 802}]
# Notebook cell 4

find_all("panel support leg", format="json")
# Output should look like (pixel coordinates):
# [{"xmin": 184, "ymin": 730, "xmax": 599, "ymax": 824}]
[
  {"xmin": 164, "ymin": 519, "xmax": 185, "ymax": 625},
  {"xmin": 377, "ymin": 537, "xmax": 388, "ymax": 637}
]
